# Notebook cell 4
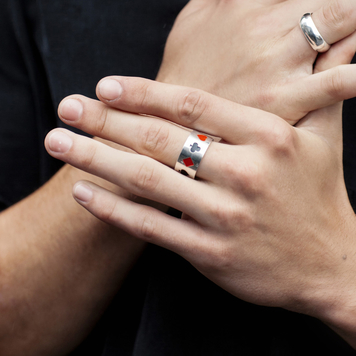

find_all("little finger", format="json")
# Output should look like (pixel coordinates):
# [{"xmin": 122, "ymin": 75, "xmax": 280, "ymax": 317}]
[
  {"xmin": 73, "ymin": 180, "xmax": 206, "ymax": 258},
  {"xmin": 281, "ymin": 64, "xmax": 356, "ymax": 119},
  {"xmin": 314, "ymin": 30, "xmax": 356, "ymax": 73}
]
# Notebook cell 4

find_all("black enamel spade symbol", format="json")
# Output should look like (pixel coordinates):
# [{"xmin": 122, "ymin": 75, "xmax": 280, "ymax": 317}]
[{"xmin": 190, "ymin": 142, "xmax": 201, "ymax": 153}]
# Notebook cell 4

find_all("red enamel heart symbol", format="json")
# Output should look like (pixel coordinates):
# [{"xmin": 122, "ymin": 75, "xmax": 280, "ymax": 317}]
[{"xmin": 197, "ymin": 135, "xmax": 207, "ymax": 141}]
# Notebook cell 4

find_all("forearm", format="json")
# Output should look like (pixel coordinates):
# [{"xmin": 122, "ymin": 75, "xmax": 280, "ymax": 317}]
[{"xmin": 0, "ymin": 163, "xmax": 145, "ymax": 356}]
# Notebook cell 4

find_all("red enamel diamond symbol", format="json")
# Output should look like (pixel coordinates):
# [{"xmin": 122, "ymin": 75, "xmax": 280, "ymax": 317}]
[{"xmin": 183, "ymin": 157, "xmax": 194, "ymax": 167}]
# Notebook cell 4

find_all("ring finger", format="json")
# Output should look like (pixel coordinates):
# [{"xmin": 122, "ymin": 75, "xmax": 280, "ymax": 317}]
[
  {"xmin": 311, "ymin": 0, "xmax": 356, "ymax": 46},
  {"xmin": 285, "ymin": 0, "xmax": 356, "ymax": 59},
  {"xmin": 45, "ymin": 128, "xmax": 226, "ymax": 224}
]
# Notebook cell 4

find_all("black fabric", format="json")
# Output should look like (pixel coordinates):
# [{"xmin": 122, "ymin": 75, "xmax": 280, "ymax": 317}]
[
  {"xmin": 126, "ymin": 246, "xmax": 356, "ymax": 356},
  {"xmin": 343, "ymin": 55, "xmax": 356, "ymax": 199},
  {"xmin": 1, "ymin": 0, "xmax": 356, "ymax": 355}
]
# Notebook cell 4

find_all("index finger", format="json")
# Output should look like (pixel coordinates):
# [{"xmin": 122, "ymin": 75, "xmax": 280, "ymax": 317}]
[{"xmin": 95, "ymin": 77, "xmax": 277, "ymax": 144}]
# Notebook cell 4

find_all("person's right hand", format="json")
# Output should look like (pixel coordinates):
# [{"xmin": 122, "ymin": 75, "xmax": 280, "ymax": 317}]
[
  {"xmin": 155, "ymin": 0, "xmax": 356, "ymax": 124},
  {"xmin": 45, "ymin": 76, "xmax": 356, "ymax": 349}
]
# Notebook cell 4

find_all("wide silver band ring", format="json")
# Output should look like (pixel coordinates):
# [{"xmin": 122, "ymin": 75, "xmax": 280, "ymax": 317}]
[
  {"xmin": 300, "ymin": 13, "xmax": 330, "ymax": 53},
  {"xmin": 175, "ymin": 130, "xmax": 213, "ymax": 179}
]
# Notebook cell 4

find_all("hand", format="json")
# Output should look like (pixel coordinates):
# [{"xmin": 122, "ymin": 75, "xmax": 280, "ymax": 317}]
[
  {"xmin": 156, "ymin": 0, "xmax": 356, "ymax": 124},
  {"xmin": 45, "ymin": 77, "xmax": 356, "ymax": 347}
]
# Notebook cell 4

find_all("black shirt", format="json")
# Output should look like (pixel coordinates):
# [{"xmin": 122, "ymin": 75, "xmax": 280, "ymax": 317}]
[{"xmin": 1, "ymin": 0, "xmax": 356, "ymax": 354}]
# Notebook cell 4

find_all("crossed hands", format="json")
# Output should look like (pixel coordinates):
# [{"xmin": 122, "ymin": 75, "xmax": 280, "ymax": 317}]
[
  {"xmin": 46, "ymin": 0, "xmax": 356, "ymax": 347},
  {"xmin": 158, "ymin": 0, "xmax": 356, "ymax": 124}
]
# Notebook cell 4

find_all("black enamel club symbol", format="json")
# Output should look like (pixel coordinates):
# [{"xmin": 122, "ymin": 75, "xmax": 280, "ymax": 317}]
[{"xmin": 190, "ymin": 142, "xmax": 201, "ymax": 153}]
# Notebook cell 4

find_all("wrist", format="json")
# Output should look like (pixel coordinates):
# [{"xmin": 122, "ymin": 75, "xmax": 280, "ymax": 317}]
[
  {"xmin": 299, "ymin": 211, "xmax": 356, "ymax": 348},
  {"xmin": 321, "ymin": 284, "xmax": 356, "ymax": 349}
]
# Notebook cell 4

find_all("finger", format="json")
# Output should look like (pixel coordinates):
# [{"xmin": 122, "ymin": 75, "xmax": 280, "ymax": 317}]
[
  {"xmin": 295, "ymin": 30, "xmax": 353, "ymax": 141},
  {"xmin": 276, "ymin": 29, "xmax": 356, "ymax": 122},
  {"xmin": 44, "ymin": 128, "xmax": 221, "ymax": 223},
  {"xmin": 73, "ymin": 180, "xmax": 205, "ymax": 258},
  {"xmin": 280, "ymin": 64, "xmax": 356, "ymax": 120},
  {"xmin": 312, "ymin": 0, "xmax": 356, "ymax": 46},
  {"xmin": 283, "ymin": 0, "xmax": 356, "ymax": 62},
  {"xmin": 58, "ymin": 96, "xmax": 233, "ymax": 181},
  {"xmin": 314, "ymin": 29, "xmax": 356, "ymax": 73},
  {"xmin": 278, "ymin": 1, "xmax": 328, "ymax": 61},
  {"xmin": 59, "ymin": 96, "xmax": 188, "ymax": 167},
  {"xmin": 94, "ymin": 76, "xmax": 276, "ymax": 144},
  {"xmin": 254, "ymin": 0, "xmax": 287, "ymax": 5}
]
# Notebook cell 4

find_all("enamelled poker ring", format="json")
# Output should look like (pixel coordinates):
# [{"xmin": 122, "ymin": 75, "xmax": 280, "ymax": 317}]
[
  {"xmin": 175, "ymin": 130, "xmax": 214, "ymax": 179},
  {"xmin": 300, "ymin": 13, "xmax": 330, "ymax": 52}
]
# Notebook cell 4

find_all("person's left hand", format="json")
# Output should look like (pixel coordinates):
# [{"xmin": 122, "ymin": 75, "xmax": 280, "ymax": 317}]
[
  {"xmin": 45, "ymin": 77, "xmax": 356, "ymax": 347},
  {"xmin": 156, "ymin": 0, "xmax": 356, "ymax": 124}
]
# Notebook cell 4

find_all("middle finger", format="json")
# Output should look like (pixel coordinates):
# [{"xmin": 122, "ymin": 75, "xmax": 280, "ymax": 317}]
[{"xmin": 58, "ymin": 96, "xmax": 231, "ymax": 181}]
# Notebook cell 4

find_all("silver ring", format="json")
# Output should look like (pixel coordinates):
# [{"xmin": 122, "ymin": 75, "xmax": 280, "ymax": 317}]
[
  {"xmin": 175, "ymin": 130, "xmax": 213, "ymax": 179},
  {"xmin": 300, "ymin": 13, "xmax": 330, "ymax": 53}
]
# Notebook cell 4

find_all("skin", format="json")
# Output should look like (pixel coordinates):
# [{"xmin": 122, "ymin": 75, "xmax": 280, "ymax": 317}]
[
  {"xmin": 2, "ymin": 0, "xmax": 356, "ymax": 354},
  {"xmin": 0, "ymin": 159, "xmax": 147, "ymax": 356},
  {"xmin": 157, "ymin": 0, "xmax": 356, "ymax": 123},
  {"xmin": 46, "ymin": 77, "xmax": 356, "ymax": 348},
  {"xmin": 45, "ymin": 0, "xmax": 356, "ymax": 349}
]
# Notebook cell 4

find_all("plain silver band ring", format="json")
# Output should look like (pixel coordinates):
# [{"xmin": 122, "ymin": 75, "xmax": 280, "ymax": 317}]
[
  {"xmin": 175, "ymin": 130, "xmax": 213, "ymax": 179},
  {"xmin": 300, "ymin": 13, "xmax": 331, "ymax": 52}
]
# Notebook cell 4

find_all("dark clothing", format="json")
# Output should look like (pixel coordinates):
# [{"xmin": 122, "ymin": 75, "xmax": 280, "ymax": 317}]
[{"xmin": 1, "ymin": 0, "xmax": 356, "ymax": 354}]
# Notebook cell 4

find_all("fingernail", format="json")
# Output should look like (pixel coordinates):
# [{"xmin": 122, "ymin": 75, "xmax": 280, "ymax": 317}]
[
  {"xmin": 59, "ymin": 99, "xmax": 83, "ymax": 121},
  {"xmin": 99, "ymin": 79, "xmax": 123, "ymax": 100},
  {"xmin": 73, "ymin": 183, "xmax": 93, "ymax": 203},
  {"xmin": 48, "ymin": 131, "xmax": 73, "ymax": 153}
]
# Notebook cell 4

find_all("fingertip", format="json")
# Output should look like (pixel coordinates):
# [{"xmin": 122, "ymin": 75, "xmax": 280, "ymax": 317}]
[
  {"xmin": 46, "ymin": 129, "xmax": 73, "ymax": 154},
  {"xmin": 58, "ymin": 98, "xmax": 83, "ymax": 122},
  {"xmin": 73, "ymin": 181, "xmax": 94, "ymax": 204},
  {"xmin": 97, "ymin": 77, "xmax": 123, "ymax": 101}
]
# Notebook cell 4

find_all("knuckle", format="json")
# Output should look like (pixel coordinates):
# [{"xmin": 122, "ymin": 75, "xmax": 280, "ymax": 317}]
[
  {"xmin": 138, "ymin": 122, "xmax": 170, "ymax": 156},
  {"xmin": 321, "ymin": 0, "xmax": 345, "ymax": 30},
  {"xmin": 134, "ymin": 161, "xmax": 160, "ymax": 194},
  {"xmin": 323, "ymin": 68, "xmax": 344, "ymax": 100},
  {"xmin": 213, "ymin": 245, "xmax": 237, "ymax": 271},
  {"xmin": 81, "ymin": 144, "xmax": 97, "ymax": 170},
  {"xmin": 94, "ymin": 105, "xmax": 110, "ymax": 135},
  {"xmin": 264, "ymin": 123, "xmax": 296, "ymax": 155},
  {"xmin": 207, "ymin": 201, "xmax": 251, "ymax": 229},
  {"xmin": 235, "ymin": 209, "xmax": 255, "ymax": 234},
  {"xmin": 209, "ymin": 204, "xmax": 232, "ymax": 227},
  {"xmin": 138, "ymin": 211, "xmax": 158, "ymax": 240},
  {"xmin": 199, "ymin": 244, "xmax": 235, "ymax": 273},
  {"xmin": 97, "ymin": 198, "xmax": 118, "ymax": 223},
  {"xmin": 254, "ymin": 89, "xmax": 276, "ymax": 110},
  {"xmin": 229, "ymin": 161, "xmax": 265, "ymax": 196},
  {"xmin": 136, "ymin": 81, "xmax": 151, "ymax": 110},
  {"xmin": 222, "ymin": 160, "xmax": 242, "ymax": 187},
  {"xmin": 177, "ymin": 90, "xmax": 207, "ymax": 124},
  {"xmin": 126, "ymin": 78, "xmax": 153, "ymax": 110}
]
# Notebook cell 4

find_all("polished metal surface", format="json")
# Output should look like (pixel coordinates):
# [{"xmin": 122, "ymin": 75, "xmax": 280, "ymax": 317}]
[
  {"xmin": 300, "ymin": 13, "xmax": 330, "ymax": 52},
  {"xmin": 175, "ymin": 130, "xmax": 213, "ymax": 179}
]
